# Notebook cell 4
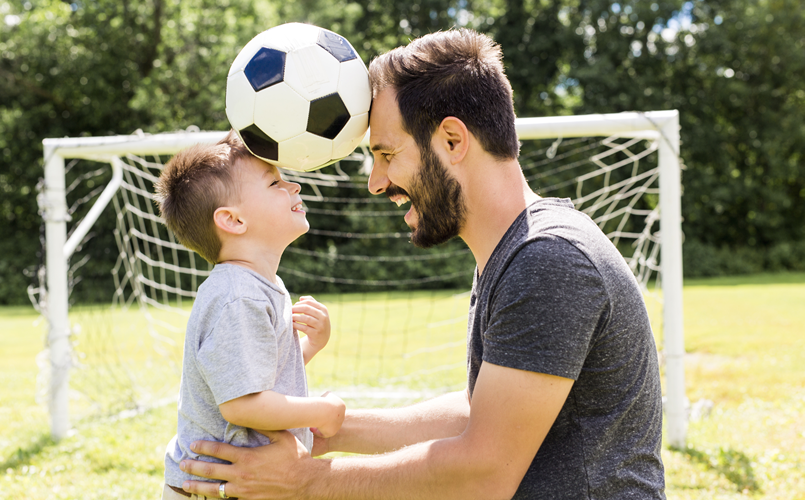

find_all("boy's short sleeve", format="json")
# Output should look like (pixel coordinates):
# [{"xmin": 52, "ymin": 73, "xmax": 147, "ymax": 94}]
[{"xmin": 196, "ymin": 297, "xmax": 278, "ymax": 405}]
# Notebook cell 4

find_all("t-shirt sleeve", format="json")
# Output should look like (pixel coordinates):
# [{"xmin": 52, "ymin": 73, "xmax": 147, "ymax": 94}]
[
  {"xmin": 482, "ymin": 236, "xmax": 610, "ymax": 380},
  {"xmin": 196, "ymin": 298, "xmax": 278, "ymax": 405}
]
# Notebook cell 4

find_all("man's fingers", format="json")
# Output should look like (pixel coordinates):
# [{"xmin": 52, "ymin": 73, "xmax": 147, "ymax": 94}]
[
  {"xmin": 253, "ymin": 428, "xmax": 287, "ymax": 442},
  {"xmin": 182, "ymin": 479, "xmax": 229, "ymax": 498},
  {"xmin": 189, "ymin": 440, "xmax": 242, "ymax": 464},
  {"xmin": 180, "ymin": 457, "xmax": 231, "ymax": 482},
  {"xmin": 263, "ymin": 429, "xmax": 294, "ymax": 444}
]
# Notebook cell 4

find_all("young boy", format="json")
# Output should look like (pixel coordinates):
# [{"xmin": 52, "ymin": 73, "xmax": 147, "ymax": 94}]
[{"xmin": 155, "ymin": 130, "xmax": 345, "ymax": 499}]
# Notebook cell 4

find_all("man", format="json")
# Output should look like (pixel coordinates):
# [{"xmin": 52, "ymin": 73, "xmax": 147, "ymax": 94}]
[{"xmin": 180, "ymin": 28, "xmax": 665, "ymax": 500}]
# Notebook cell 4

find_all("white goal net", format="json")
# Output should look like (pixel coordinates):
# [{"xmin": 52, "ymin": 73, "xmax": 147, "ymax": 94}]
[{"xmin": 35, "ymin": 111, "xmax": 686, "ymax": 446}]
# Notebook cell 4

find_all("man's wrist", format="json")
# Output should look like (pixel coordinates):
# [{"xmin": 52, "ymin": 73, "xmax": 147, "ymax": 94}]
[{"xmin": 299, "ymin": 455, "xmax": 331, "ymax": 500}]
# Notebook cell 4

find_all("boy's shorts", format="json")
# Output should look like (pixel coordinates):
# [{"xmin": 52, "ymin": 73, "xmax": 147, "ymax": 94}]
[{"xmin": 162, "ymin": 483, "xmax": 233, "ymax": 500}]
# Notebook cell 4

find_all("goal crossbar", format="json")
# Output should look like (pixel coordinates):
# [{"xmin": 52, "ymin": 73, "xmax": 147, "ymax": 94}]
[{"xmin": 40, "ymin": 110, "xmax": 686, "ymax": 447}]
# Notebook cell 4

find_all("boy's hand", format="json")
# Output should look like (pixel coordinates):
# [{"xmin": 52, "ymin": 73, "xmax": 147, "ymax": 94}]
[
  {"xmin": 309, "ymin": 391, "xmax": 346, "ymax": 439},
  {"xmin": 293, "ymin": 296, "xmax": 331, "ymax": 363}
]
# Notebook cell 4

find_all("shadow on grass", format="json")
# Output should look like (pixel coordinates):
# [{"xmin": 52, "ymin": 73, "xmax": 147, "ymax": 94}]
[
  {"xmin": 673, "ymin": 445, "xmax": 762, "ymax": 493},
  {"xmin": 0, "ymin": 434, "xmax": 55, "ymax": 470}
]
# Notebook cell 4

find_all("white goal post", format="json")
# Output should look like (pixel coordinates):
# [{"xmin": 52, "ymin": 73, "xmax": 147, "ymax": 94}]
[{"xmin": 40, "ymin": 110, "xmax": 686, "ymax": 447}]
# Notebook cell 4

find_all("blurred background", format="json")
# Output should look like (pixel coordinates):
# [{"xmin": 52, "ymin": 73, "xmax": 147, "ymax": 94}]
[{"xmin": 1, "ymin": 0, "xmax": 804, "ymax": 305}]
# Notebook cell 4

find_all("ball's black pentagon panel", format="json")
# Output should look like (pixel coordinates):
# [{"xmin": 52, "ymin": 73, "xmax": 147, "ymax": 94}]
[
  {"xmin": 240, "ymin": 125, "xmax": 279, "ymax": 161},
  {"xmin": 244, "ymin": 48, "xmax": 286, "ymax": 91},
  {"xmin": 317, "ymin": 31, "xmax": 357, "ymax": 62},
  {"xmin": 307, "ymin": 94, "xmax": 351, "ymax": 140}
]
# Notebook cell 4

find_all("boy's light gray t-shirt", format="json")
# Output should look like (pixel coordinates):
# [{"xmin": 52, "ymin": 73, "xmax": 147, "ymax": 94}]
[{"xmin": 165, "ymin": 264, "xmax": 312, "ymax": 487}]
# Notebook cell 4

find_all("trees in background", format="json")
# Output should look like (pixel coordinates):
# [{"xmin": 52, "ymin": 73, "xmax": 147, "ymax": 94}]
[{"xmin": 1, "ymin": 0, "xmax": 803, "ymax": 303}]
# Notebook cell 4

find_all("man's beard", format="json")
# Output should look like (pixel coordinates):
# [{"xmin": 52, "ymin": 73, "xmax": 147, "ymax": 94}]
[{"xmin": 387, "ymin": 144, "xmax": 466, "ymax": 248}]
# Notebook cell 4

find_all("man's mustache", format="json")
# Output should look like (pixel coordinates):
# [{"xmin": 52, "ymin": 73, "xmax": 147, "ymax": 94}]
[{"xmin": 385, "ymin": 184, "xmax": 411, "ymax": 201}]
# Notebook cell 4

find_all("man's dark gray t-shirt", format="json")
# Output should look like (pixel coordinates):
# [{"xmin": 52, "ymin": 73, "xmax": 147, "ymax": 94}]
[{"xmin": 467, "ymin": 198, "xmax": 665, "ymax": 499}]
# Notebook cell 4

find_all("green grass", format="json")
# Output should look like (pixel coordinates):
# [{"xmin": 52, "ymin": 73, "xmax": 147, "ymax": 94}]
[{"xmin": 1, "ymin": 273, "xmax": 804, "ymax": 498}]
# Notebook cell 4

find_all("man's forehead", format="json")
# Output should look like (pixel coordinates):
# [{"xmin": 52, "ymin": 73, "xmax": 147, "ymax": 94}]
[{"xmin": 369, "ymin": 88, "xmax": 406, "ymax": 150}]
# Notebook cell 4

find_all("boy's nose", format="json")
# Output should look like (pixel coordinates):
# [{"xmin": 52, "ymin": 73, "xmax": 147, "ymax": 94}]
[{"xmin": 286, "ymin": 181, "xmax": 301, "ymax": 194}]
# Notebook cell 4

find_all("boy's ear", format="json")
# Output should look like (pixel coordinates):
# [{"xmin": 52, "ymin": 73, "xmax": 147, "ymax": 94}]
[
  {"xmin": 213, "ymin": 207, "xmax": 246, "ymax": 235},
  {"xmin": 434, "ymin": 116, "xmax": 470, "ymax": 165}
]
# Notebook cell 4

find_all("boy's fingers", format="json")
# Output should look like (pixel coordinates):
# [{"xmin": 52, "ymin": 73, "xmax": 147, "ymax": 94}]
[
  {"xmin": 292, "ymin": 311, "xmax": 322, "ymax": 327},
  {"xmin": 293, "ymin": 303, "xmax": 325, "ymax": 316},
  {"xmin": 294, "ymin": 300, "xmax": 328, "ymax": 315},
  {"xmin": 293, "ymin": 322, "xmax": 313, "ymax": 334}
]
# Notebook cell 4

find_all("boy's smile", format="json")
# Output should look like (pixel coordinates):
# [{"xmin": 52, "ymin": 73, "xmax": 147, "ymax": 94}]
[{"xmin": 236, "ymin": 156, "xmax": 309, "ymax": 250}]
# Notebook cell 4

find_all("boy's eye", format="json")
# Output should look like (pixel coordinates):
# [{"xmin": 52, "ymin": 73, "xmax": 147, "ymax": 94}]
[{"xmin": 270, "ymin": 180, "xmax": 279, "ymax": 187}]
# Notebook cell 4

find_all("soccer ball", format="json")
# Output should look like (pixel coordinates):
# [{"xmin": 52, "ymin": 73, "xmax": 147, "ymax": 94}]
[{"xmin": 226, "ymin": 23, "xmax": 371, "ymax": 172}]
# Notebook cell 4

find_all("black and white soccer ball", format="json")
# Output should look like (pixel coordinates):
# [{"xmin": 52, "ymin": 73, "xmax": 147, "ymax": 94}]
[{"xmin": 226, "ymin": 23, "xmax": 371, "ymax": 172}]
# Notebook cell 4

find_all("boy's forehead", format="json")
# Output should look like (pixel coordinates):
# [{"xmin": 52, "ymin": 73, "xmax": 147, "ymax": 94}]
[{"xmin": 238, "ymin": 155, "xmax": 278, "ymax": 178}]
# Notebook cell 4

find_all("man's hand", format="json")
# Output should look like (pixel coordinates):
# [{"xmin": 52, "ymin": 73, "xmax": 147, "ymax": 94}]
[
  {"xmin": 311, "ymin": 433, "xmax": 331, "ymax": 457},
  {"xmin": 294, "ymin": 296, "xmax": 331, "ymax": 364},
  {"xmin": 180, "ymin": 431, "xmax": 313, "ymax": 500}
]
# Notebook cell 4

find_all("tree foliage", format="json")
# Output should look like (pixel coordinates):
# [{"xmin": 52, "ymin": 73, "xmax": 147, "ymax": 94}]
[{"xmin": 1, "ymin": 0, "xmax": 803, "ymax": 303}]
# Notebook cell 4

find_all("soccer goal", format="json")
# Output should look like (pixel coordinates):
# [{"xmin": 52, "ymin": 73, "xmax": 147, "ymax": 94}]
[{"xmin": 35, "ymin": 111, "xmax": 686, "ymax": 448}]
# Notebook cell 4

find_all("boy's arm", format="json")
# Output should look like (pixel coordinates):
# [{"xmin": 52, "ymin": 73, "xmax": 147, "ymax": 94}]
[
  {"xmin": 292, "ymin": 296, "xmax": 330, "ymax": 365},
  {"xmin": 219, "ymin": 391, "xmax": 345, "ymax": 438}
]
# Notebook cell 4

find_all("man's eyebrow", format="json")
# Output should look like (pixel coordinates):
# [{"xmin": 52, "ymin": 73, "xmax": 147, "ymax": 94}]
[{"xmin": 371, "ymin": 143, "xmax": 391, "ymax": 153}]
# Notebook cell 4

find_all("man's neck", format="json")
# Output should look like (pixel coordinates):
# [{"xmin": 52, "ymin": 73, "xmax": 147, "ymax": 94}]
[{"xmin": 459, "ymin": 160, "xmax": 539, "ymax": 276}]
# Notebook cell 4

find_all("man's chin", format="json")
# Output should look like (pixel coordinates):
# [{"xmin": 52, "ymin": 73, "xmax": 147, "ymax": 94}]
[{"xmin": 411, "ymin": 227, "xmax": 457, "ymax": 249}]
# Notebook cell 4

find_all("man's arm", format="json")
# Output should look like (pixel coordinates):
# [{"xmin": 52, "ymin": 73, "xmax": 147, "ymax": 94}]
[
  {"xmin": 322, "ymin": 390, "xmax": 470, "ymax": 455},
  {"xmin": 181, "ymin": 361, "xmax": 573, "ymax": 500},
  {"xmin": 220, "ymin": 391, "xmax": 345, "ymax": 438}
]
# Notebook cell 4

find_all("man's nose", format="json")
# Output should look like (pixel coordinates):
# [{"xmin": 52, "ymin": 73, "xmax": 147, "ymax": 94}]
[{"xmin": 367, "ymin": 161, "xmax": 390, "ymax": 195}]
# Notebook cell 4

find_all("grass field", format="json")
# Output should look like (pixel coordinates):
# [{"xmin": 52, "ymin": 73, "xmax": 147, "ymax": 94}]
[{"xmin": 1, "ymin": 273, "xmax": 804, "ymax": 499}]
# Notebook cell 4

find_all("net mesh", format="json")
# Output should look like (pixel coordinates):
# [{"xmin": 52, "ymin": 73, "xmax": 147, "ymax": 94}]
[{"xmin": 32, "ymin": 131, "xmax": 663, "ymax": 418}]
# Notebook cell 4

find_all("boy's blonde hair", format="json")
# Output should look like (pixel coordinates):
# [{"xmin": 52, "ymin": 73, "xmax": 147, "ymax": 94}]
[{"xmin": 155, "ymin": 130, "xmax": 252, "ymax": 264}]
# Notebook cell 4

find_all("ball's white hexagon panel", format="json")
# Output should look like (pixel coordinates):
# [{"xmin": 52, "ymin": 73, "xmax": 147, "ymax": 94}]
[
  {"xmin": 332, "ymin": 112, "xmax": 369, "ymax": 159},
  {"xmin": 284, "ymin": 44, "xmax": 341, "ymax": 102},
  {"xmin": 225, "ymin": 71, "xmax": 257, "ymax": 130},
  {"xmin": 336, "ymin": 58, "xmax": 371, "ymax": 116},
  {"xmin": 253, "ymin": 82, "xmax": 310, "ymax": 143},
  {"xmin": 279, "ymin": 132, "xmax": 334, "ymax": 172},
  {"xmin": 260, "ymin": 22, "xmax": 320, "ymax": 53}
]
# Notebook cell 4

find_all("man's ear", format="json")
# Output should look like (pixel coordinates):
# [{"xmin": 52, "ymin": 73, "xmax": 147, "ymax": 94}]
[
  {"xmin": 435, "ymin": 116, "xmax": 470, "ymax": 165},
  {"xmin": 213, "ymin": 207, "xmax": 246, "ymax": 235}
]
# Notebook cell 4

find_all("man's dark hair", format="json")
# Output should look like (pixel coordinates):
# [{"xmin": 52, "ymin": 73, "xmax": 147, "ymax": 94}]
[
  {"xmin": 368, "ymin": 29, "xmax": 519, "ymax": 160},
  {"xmin": 154, "ymin": 130, "xmax": 251, "ymax": 264}
]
